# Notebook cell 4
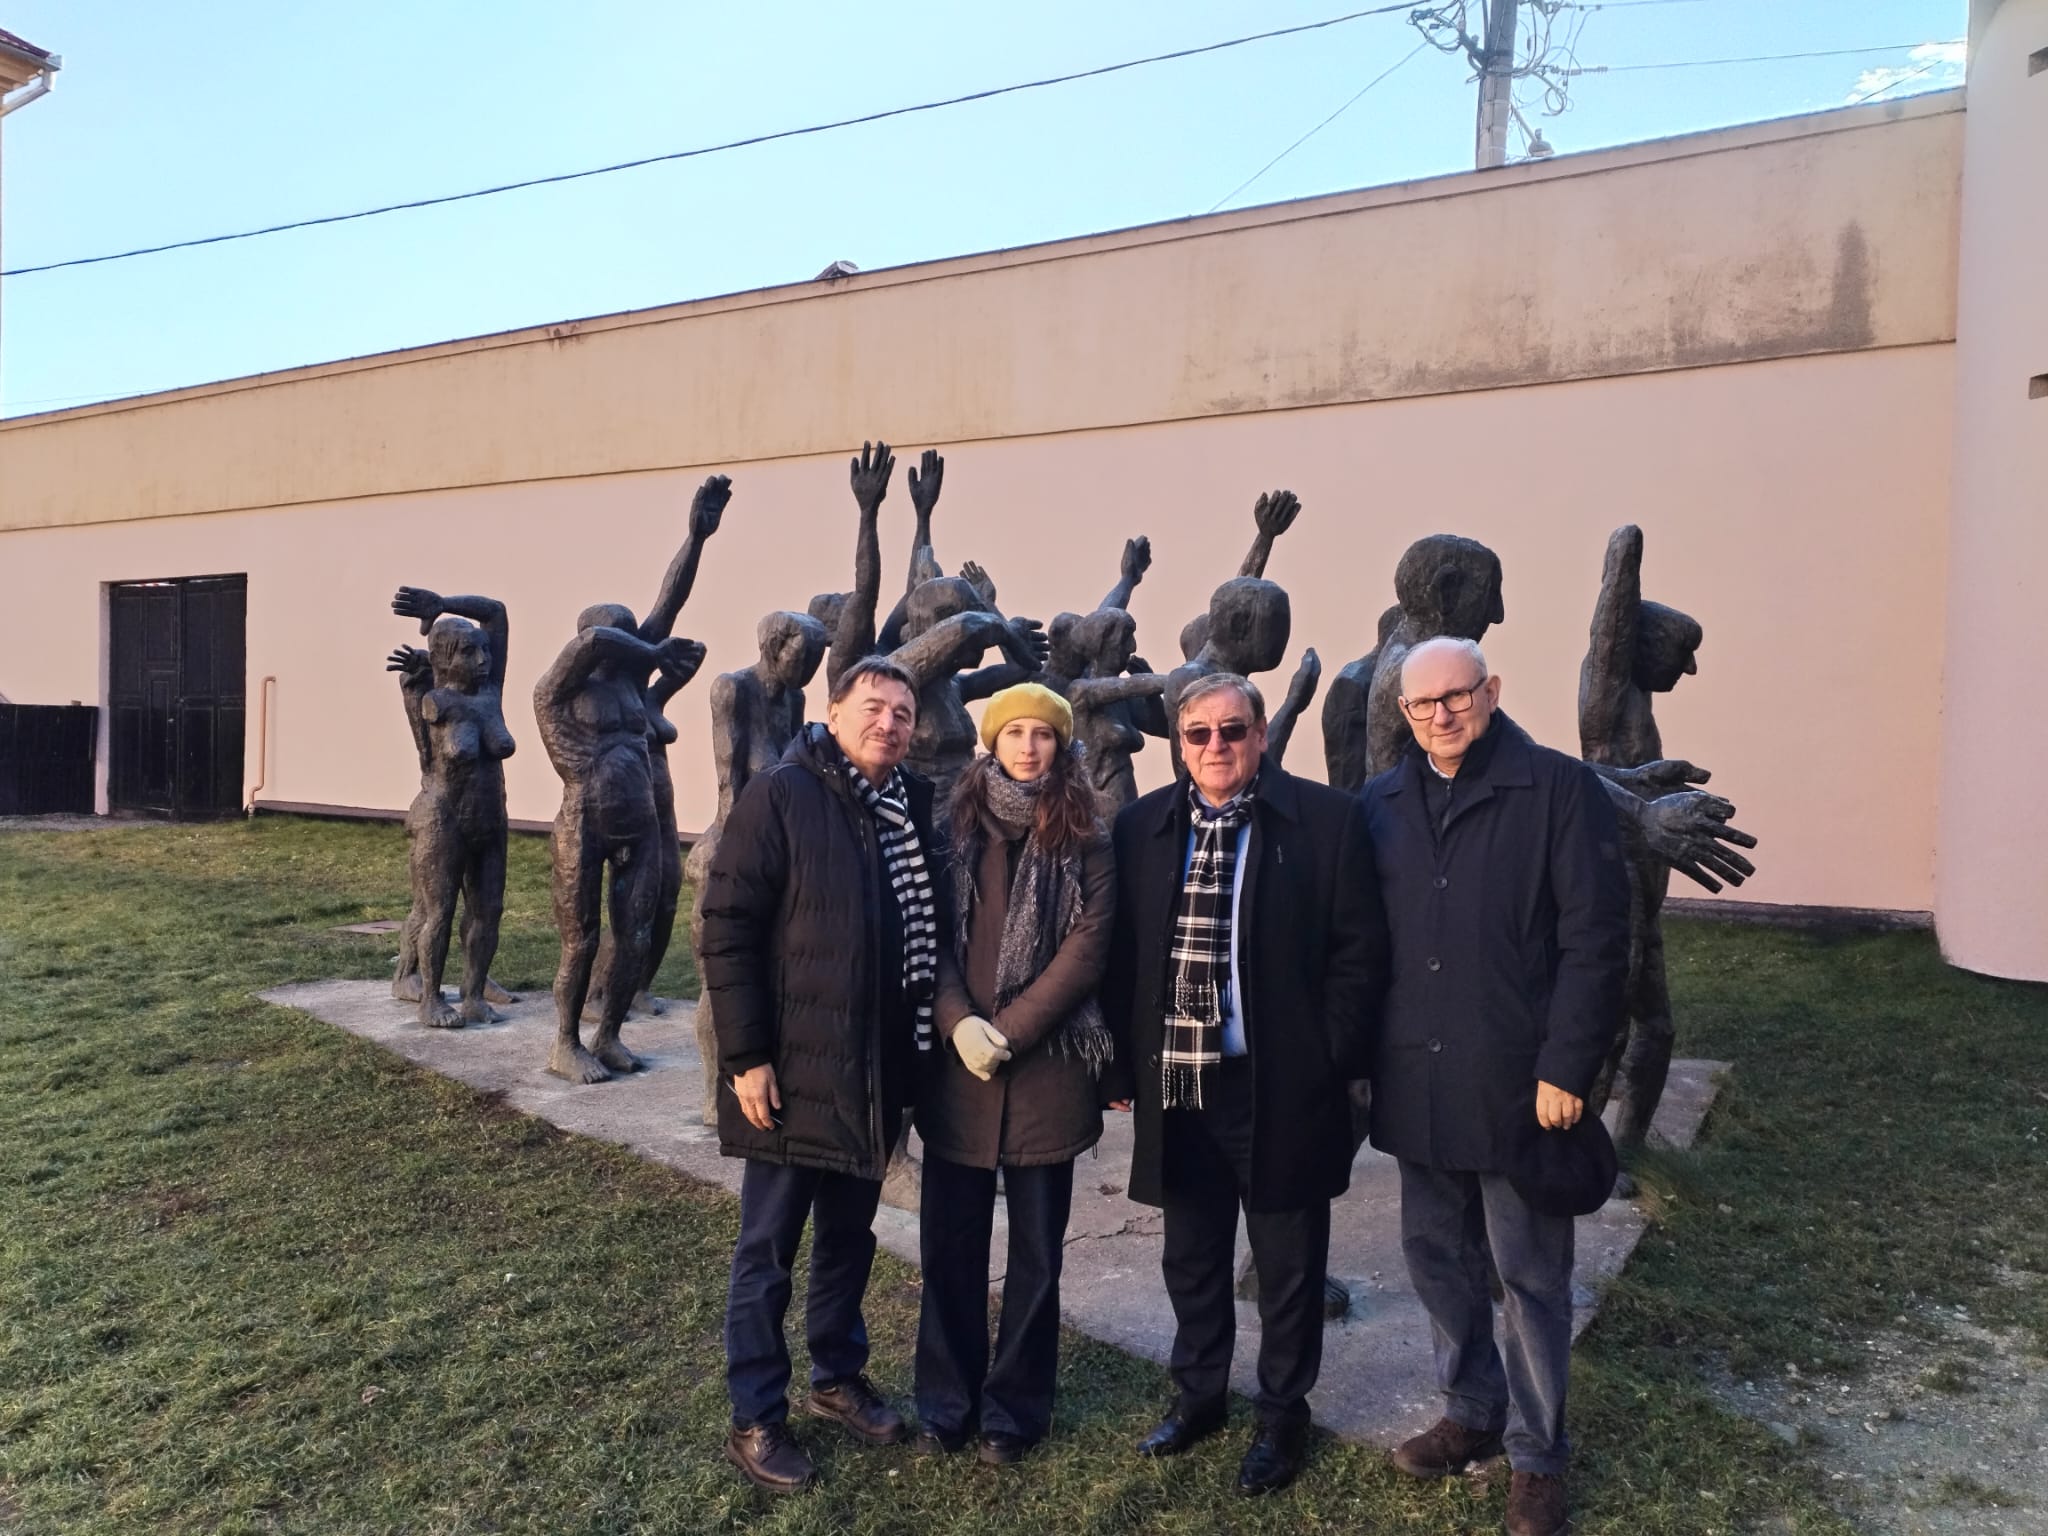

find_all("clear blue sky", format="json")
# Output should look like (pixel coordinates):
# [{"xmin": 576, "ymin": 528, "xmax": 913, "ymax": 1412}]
[{"xmin": 0, "ymin": 0, "xmax": 1966, "ymax": 417}]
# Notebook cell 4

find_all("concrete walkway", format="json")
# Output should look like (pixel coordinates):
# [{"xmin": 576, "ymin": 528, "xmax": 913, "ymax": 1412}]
[{"xmin": 262, "ymin": 979, "xmax": 1724, "ymax": 1447}]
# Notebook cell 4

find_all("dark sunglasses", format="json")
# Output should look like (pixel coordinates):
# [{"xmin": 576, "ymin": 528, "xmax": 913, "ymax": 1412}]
[{"xmin": 1181, "ymin": 721, "xmax": 1252, "ymax": 747}]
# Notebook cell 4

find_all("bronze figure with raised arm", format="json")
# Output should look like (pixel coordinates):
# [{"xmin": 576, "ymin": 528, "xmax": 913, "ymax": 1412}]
[
  {"xmin": 1166, "ymin": 491, "xmax": 1320, "ymax": 771},
  {"xmin": 585, "ymin": 475, "xmax": 732, "ymax": 1020},
  {"xmin": 534, "ymin": 565, "xmax": 708, "ymax": 1083},
  {"xmin": 1039, "ymin": 535, "xmax": 1170, "ymax": 811},
  {"xmin": 385, "ymin": 585, "xmax": 516, "ymax": 1030}
]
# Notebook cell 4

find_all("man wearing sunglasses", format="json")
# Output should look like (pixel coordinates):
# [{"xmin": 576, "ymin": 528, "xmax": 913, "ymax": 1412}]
[
  {"xmin": 1101, "ymin": 671, "xmax": 1385, "ymax": 1496},
  {"xmin": 1360, "ymin": 636, "xmax": 1629, "ymax": 1536}
]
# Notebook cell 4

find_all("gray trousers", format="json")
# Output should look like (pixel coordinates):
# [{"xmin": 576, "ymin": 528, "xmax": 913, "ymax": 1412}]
[{"xmin": 1398, "ymin": 1162, "xmax": 1575, "ymax": 1475}]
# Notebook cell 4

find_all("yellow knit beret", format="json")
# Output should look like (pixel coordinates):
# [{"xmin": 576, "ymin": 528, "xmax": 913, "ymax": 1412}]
[{"xmin": 979, "ymin": 682, "xmax": 1074, "ymax": 752}]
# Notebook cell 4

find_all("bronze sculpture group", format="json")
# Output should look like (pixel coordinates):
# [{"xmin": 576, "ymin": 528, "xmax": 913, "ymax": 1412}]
[{"xmin": 383, "ymin": 446, "xmax": 1757, "ymax": 1160}]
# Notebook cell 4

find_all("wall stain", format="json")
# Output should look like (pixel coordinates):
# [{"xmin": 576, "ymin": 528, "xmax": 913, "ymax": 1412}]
[{"xmin": 1198, "ymin": 218, "xmax": 1886, "ymax": 415}]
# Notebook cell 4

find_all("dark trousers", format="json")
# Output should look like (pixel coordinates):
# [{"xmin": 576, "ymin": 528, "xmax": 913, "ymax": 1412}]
[
  {"xmin": 1398, "ymin": 1162, "xmax": 1576, "ymax": 1474},
  {"xmin": 1160, "ymin": 1058, "xmax": 1330, "ymax": 1427},
  {"xmin": 915, "ymin": 1153, "xmax": 1076, "ymax": 1443},
  {"xmin": 725, "ymin": 1158, "xmax": 884, "ymax": 1427}
]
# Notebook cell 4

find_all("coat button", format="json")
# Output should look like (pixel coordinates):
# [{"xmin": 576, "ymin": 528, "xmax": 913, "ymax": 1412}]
[
  {"xmin": 1427, "ymin": 956, "xmax": 1442, "ymax": 972},
  {"xmin": 1433, "ymin": 876, "xmax": 1449, "ymax": 890},
  {"xmin": 1428, "ymin": 1038, "xmax": 1442, "ymax": 1053},
  {"xmin": 1149, "ymin": 1053, "xmax": 1161, "ymax": 1068}
]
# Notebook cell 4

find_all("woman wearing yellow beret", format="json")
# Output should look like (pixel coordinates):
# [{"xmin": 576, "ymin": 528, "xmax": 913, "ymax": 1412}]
[{"xmin": 913, "ymin": 682, "xmax": 1118, "ymax": 1465}]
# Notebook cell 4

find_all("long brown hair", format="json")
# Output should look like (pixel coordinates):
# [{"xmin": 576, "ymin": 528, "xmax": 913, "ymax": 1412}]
[{"xmin": 949, "ymin": 742, "xmax": 1101, "ymax": 855}]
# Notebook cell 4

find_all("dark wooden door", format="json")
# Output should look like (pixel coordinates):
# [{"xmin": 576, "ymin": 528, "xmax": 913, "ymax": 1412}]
[{"xmin": 108, "ymin": 575, "xmax": 246, "ymax": 818}]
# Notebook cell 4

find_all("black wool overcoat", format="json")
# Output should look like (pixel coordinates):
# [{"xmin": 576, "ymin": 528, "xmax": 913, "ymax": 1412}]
[
  {"xmin": 1102, "ymin": 763, "xmax": 1387, "ymax": 1213},
  {"xmin": 700, "ymin": 724, "xmax": 947, "ymax": 1181},
  {"xmin": 1359, "ymin": 712, "xmax": 1631, "ymax": 1173}
]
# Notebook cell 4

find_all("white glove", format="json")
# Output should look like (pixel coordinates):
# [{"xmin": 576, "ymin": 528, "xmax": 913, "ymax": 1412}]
[{"xmin": 952, "ymin": 1015, "xmax": 1012, "ymax": 1081}]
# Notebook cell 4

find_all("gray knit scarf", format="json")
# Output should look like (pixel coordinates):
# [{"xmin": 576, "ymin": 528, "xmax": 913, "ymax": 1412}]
[{"xmin": 950, "ymin": 755, "xmax": 1112, "ymax": 1073}]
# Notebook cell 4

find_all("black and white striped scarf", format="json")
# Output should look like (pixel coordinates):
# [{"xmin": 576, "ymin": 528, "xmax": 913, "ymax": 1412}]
[
  {"xmin": 844, "ymin": 760, "xmax": 939, "ymax": 1051},
  {"xmin": 1163, "ymin": 774, "xmax": 1258, "ymax": 1109}
]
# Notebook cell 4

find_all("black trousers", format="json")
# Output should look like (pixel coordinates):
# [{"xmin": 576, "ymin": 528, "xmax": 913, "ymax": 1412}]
[
  {"xmin": 1160, "ymin": 1057, "xmax": 1330, "ymax": 1427},
  {"xmin": 915, "ymin": 1153, "xmax": 1076, "ymax": 1443},
  {"xmin": 724, "ymin": 1158, "xmax": 884, "ymax": 1427}
]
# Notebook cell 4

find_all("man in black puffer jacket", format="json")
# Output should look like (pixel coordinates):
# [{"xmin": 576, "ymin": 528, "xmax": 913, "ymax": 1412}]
[{"xmin": 701, "ymin": 655, "xmax": 947, "ymax": 1493}]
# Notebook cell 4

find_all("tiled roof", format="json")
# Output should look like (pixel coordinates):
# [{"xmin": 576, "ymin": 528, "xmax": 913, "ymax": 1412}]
[{"xmin": 0, "ymin": 27, "xmax": 52, "ymax": 62}]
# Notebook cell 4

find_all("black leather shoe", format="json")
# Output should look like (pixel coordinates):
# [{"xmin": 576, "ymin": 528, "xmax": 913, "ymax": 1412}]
[
  {"xmin": 1236, "ymin": 1419, "xmax": 1308, "ymax": 1496},
  {"xmin": 912, "ymin": 1426, "xmax": 970, "ymax": 1457},
  {"xmin": 1136, "ymin": 1404, "xmax": 1226, "ymax": 1458},
  {"xmin": 724, "ymin": 1422, "xmax": 816, "ymax": 1493},
  {"xmin": 978, "ymin": 1431, "xmax": 1034, "ymax": 1466},
  {"xmin": 804, "ymin": 1374, "xmax": 909, "ymax": 1446}
]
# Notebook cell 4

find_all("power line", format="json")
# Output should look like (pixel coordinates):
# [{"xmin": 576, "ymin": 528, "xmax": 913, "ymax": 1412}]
[
  {"xmin": 1571, "ymin": 39, "xmax": 1964, "ymax": 74},
  {"xmin": 1207, "ymin": 40, "xmax": 1430, "ymax": 213},
  {"xmin": 1847, "ymin": 54, "xmax": 1949, "ymax": 105},
  {"xmin": 1, "ymin": 4, "xmax": 1417, "ymax": 279}
]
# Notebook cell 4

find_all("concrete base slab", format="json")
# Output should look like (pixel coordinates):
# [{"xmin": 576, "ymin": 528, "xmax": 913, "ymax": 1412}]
[{"xmin": 262, "ymin": 979, "xmax": 1726, "ymax": 1447}]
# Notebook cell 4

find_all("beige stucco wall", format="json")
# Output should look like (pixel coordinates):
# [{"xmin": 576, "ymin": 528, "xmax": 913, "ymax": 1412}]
[
  {"xmin": 1936, "ymin": 0, "xmax": 2048, "ymax": 979},
  {"xmin": 0, "ymin": 98, "xmax": 1967, "ymax": 917},
  {"xmin": 0, "ymin": 345, "xmax": 1954, "ymax": 911},
  {"xmin": 1, "ymin": 96, "xmax": 1960, "ymax": 533}
]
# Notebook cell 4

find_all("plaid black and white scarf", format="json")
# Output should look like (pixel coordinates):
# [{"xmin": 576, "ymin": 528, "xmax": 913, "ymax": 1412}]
[
  {"xmin": 1162, "ymin": 774, "xmax": 1258, "ymax": 1109},
  {"xmin": 844, "ymin": 760, "xmax": 940, "ymax": 1051}
]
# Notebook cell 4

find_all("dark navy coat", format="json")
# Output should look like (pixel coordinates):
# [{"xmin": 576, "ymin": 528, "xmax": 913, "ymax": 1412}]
[
  {"xmin": 1359, "ymin": 713, "xmax": 1629, "ymax": 1173},
  {"xmin": 1102, "ymin": 763, "xmax": 1387, "ymax": 1212}
]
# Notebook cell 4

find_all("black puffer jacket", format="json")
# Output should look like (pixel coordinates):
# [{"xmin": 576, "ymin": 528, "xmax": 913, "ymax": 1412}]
[{"xmin": 700, "ymin": 725, "xmax": 947, "ymax": 1180}]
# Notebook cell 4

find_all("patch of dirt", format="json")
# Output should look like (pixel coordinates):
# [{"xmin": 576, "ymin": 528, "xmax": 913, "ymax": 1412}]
[
  {"xmin": 138, "ymin": 1184, "xmax": 217, "ymax": 1231},
  {"xmin": 1718, "ymin": 1300, "xmax": 2047, "ymax": 1535}
]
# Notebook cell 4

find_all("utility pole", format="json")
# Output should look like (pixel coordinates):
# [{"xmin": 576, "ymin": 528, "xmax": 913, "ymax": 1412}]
[{"xmin": 1473, "ymin": 0, "xmax": 1519, "ymax": 169}]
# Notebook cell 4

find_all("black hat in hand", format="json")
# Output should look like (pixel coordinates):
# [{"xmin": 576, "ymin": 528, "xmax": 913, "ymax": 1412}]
[{"xmin": 1502, "ymin": 1087, "xmax": 1618, "ymax": 1218}]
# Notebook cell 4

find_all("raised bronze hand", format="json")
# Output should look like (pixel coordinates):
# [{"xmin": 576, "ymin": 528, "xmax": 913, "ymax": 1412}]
[
  {"xmin": 1122, "ymin": 535, "xmax": 1153, "ymax": 587},
  {"xmin": 392, "ymin": 586, "xmax": 444, "ymax": 635},
  {"xmin": 960, "ymin": 560, "xmax": 997, "ymax": 610},
  {"xmin": 386, "ymin": 644, "xmax": 431, "ymax": 680},
  {"xmin": 907, "ymin": 448, "xmax": 944, "ymax": 520},
  {"xmin": 690, "ymin": 473, "xmax": 734, "ymax": 539},
  {"xmin": 849, "ymin": 440, "xmax": 895, "ymax": 513},
  {"xmin": 1253, "ymin": 489, "xmax": 1302, "ymax": 541}
]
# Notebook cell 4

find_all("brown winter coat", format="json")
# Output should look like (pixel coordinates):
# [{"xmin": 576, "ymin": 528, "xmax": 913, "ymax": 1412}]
[{"xmin": 919, "ymin": 818, "xmax": 1116, "ymax": 1169}]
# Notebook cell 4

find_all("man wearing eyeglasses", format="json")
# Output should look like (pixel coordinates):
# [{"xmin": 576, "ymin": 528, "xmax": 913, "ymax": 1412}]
[
  {"xmin": 1101, "ymin": 671, "xmax": 1385, "ymax": 1496},
  {"xmin": 1360, "ymin": 636, "xmax": 1629, "ymax": 1536}
]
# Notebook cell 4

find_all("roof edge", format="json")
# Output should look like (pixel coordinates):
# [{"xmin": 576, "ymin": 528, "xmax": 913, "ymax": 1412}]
[{"xmin": 2, "ymin": 87, "xmax": 1963, "ymax": 431}]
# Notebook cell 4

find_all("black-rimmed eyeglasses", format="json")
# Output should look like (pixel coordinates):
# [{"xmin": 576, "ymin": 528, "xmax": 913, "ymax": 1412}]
[{"xmin": 1401, "ymin": 687, "xmax": 1481, "ymax": 723}]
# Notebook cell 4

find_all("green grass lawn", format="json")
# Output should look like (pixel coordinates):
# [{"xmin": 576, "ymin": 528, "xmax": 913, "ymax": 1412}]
[{"xmin": 0, "ymin": 815, "xmax": 2042, "ymax": 1534}]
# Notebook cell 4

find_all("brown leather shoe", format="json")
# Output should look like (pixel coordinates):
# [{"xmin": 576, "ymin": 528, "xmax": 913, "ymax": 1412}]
[
  {"xmin": 724, "ymin": 1422, "xmax": 816, "ymax": 1493},
  {"xmin": 1391, "ymin": 1416, "xmax": 1505, "ymax": 1478},
  {"xmin": 1506, "ymin": 1470, "xmax": 1570, "ymax": 1536},
  {"xmin": 803, "ymin": 1374, "xmax": 909, "ymax": 1446}
]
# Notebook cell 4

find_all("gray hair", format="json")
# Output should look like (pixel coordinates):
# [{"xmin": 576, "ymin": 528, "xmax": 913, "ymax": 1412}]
[
  {"xmin": 1176, "ymin": 670, "xmax": 1266, "ymax": 726},
  {"xmin": 1400, "ymin": 636, "xmax": 1488, "ymax": 692}
]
